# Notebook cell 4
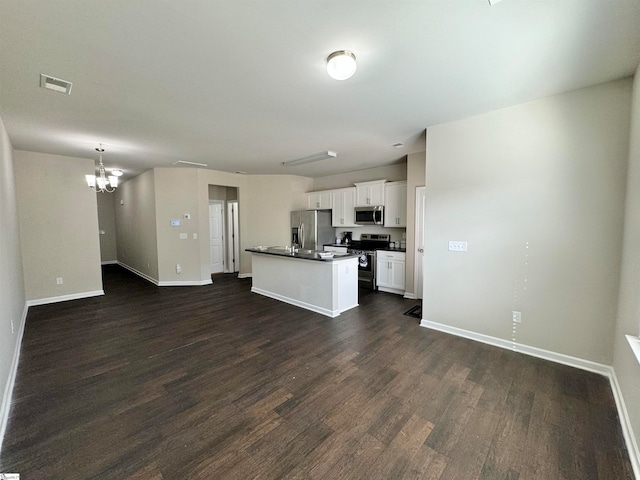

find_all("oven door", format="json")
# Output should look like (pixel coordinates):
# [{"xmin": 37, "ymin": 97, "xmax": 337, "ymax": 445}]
[{"xmin": 357, "ymin": 252, "xmax": 376, "ymax": 290}]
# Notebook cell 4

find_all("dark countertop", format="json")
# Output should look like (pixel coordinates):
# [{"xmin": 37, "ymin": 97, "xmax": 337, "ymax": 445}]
[
  {"xmin": 323, "ymin": 243, "xmax": 406, "ymax": 253},
  {"xmin": 246, "ymin": 247, "xmax": 360, "ymax": 262}
]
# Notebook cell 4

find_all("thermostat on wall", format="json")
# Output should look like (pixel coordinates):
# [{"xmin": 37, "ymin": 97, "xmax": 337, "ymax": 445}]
[{"xmin": 171, "ymin": 220, "xmax": 180, "ymax": 227}]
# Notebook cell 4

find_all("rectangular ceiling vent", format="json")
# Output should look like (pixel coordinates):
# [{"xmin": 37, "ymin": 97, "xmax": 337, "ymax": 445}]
[{"xmin": 40, "ymin": 74, "xmax": 73, "ymax": 95}]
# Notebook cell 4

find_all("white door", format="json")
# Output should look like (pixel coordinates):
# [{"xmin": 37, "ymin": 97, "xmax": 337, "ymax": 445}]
[
  {"xmin": 209, "ymin": 201, "xmax": 225, "ymax": 274},
  {"xmin": 414, "ymin": 186, "xmax": 426, "ymax": 300}
]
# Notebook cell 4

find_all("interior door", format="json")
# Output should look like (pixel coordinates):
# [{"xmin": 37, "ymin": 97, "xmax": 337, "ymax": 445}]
[
  {"xmin": 209, "ymin": 201, "xmax": 225, "ymax": 274},
  {"xmin": 226, "ymin": 201, "xmax": 239, "ymax": 273},
  {"xmin": 415, "ymin": 186, "xmax": 426, "ymax": 300}
]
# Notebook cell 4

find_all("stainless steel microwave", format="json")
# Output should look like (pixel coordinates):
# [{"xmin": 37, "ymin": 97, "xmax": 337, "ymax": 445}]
[{"xmin": 355, "ymin": 205, "xmax": 384, "ymax": 225}]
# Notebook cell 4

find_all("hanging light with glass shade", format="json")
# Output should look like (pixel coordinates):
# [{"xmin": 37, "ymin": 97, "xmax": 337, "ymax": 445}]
[{"xmin": 85, "ymin": 144, "xmax": 122, "ymax": 193}]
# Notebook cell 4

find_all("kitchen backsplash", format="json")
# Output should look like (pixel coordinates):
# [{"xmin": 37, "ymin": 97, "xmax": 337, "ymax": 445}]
[{"xmin": 335, "ymin": 226, "xmax": 406, "ymax": 243}]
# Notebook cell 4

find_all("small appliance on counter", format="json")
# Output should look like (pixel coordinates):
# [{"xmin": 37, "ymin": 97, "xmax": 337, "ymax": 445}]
[{"xmin": 342, "ymin": 231, "xmax": 353, "ymax": 245}]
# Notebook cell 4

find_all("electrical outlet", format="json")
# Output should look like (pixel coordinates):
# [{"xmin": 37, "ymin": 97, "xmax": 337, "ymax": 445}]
[
  {"xmin": 176, "ymin": 264, "xmax": 181, "ymax": 274},
  {"xmin": 193, "ymin": 233, "xmax": 198, "ymax": 240},
  {"xmin": 448, "ymin": 241, "xmax": 468, "ymax": 252},
  {"xmin": 512, "ymin": 311, "xmax": 522, "ymax": 323},
  {"xmin": 56, "ymin": 277, "xmax": 63, "ymax": 285},
  {"xmin": 11, "ymin": 319, "xmax": 14, "ymax": 334}
]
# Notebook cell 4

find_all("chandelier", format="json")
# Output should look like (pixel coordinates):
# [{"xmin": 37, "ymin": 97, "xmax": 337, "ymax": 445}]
[{"xmin": 85, "ymin": 144, "xmax": 122, "ymax": 193}]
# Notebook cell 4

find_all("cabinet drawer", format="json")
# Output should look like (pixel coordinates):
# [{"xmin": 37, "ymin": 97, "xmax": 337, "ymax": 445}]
[{"xmin": 376, "ymin": 251, "xmax": 405, "ymax": 261}]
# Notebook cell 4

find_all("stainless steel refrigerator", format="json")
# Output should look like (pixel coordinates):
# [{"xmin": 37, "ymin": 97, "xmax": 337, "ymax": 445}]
[{"xmin": 291, "ymin": 210, "xmax": 334, "ymax": 250}]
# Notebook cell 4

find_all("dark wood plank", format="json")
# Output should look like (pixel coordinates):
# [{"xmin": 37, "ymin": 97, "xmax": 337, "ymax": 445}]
[{"xmin": 0, "ymin": 265, "xmax": 634, "ymax": 479}]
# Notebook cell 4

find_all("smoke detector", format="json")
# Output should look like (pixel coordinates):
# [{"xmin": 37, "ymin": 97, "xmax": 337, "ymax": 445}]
[{"xmin": 40, "ymin": 74, "xmax": 73, "ymax": 95}]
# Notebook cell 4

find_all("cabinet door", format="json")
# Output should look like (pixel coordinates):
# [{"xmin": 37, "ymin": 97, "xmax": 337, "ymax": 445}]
[
  {"xmin": 332, "ymin": 191, "xmax": 344, "ymax": 226},
  {"xmin": 391, "ymin": 260, "xmax": 406, "ymax": 289},
  {"xmin": 369, "ymin": 183, "xmax": 385, "ymax": 205},
  {"xmin": 333, "ymin": 188, "xmax": 356, "ymax": 227},
  {"xmin": 306, "ymin": 191, "xmax": 332, "ymax": 210},
  {"xmin": 355, "ymin": 186, "xmax": 371, "ymax": 206},
  {"xmin": 384, "ymin": 182, "xmax": 407, "ymax": 227},
  {"xmin": 376, "ymin": 259, "xmax": 392, "ymax": 287}
]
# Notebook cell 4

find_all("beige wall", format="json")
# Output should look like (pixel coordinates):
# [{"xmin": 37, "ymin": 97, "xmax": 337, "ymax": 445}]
[
  {"xmin": 423, "ymin": 78, "xmax": 631, "ymax": 364},
  {"xmin": 312, "ymin": 162, "xmax": 406, "ymax": 191},
  {"xmin": 0, "ymin": 114, "xmax": 25, "ymax": 439},
  {"xmin": 613, "ymin": 64, "xmax": 640, "ymax": 462},
  {"xmin": 96, "ymin": 192, "xmax": 117, "ymax": 263},
  {"xmin": 115, "ymin": 169, "xmax": 159, "ymax": 281},
  {"xmin": 154, "ymin": 168, "xmax": 202, "ymax": 282},
  {"xmin": 14, "ymin": 151, "xmax": 103, "ymax": 301},
  {"xmin": 405, "ymin": 151, "xmax": 426, "ymax": 297}
]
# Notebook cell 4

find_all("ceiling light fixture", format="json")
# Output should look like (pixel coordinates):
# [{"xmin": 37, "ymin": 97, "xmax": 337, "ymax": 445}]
[
  {"xmin": 282, "ymin": 151, "xmax": 337, "ymax": 167},
  {"xmin": 326, "ymin": 50, "xmax": 357, "ymax": 80},
  {"xmin": 86, "ymin": 144, "xmax": 119, "ymax": 193}
]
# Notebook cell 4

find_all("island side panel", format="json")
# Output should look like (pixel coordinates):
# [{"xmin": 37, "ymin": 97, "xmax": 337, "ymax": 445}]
[
  {"xmin": 332, "ymin": 258, "xmax": 359, "ymax": 314},
  {"xmin": 250, "ymin": 253, "xmax": 358, "ymax": 317}
]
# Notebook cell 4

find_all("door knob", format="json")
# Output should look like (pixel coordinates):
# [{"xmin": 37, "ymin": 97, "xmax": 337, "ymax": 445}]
[{"xmin": 418, "ymin": 248, "xmax": 424, "ymax": 253}]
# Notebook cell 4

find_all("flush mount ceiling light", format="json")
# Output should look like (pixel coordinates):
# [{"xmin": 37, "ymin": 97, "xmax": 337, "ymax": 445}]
[
  {"xmin": 86, "ymin": 144, "xmax": 119, "ymax": 193},
  {"xmin": 326, "ymin": 50, "xmax": 357, "ymax": 80},
  {"xmin": 282, "ymin": 151, "xmax": 337, "ymax": 167}
]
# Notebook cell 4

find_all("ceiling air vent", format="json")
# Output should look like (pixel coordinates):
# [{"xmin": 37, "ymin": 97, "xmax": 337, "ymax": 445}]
[{"xmin": 40, "ymin": 74, "xmax": 73, "ymax": 95}]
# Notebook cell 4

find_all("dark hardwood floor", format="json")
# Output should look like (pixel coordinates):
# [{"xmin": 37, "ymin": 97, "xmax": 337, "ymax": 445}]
[{"xmin": 0, "ymin": 265, "xmax": 634, "ymax": 479}]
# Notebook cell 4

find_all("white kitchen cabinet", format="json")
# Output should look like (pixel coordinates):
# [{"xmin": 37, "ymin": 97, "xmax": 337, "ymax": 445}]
[
  {"xmin": 384, "ymin": 181, "xmax": 407, "ymax": 227},
  {"xmin": 354, "ymin": 180, "xmax": 386, "ymax": 206},
  {"xmin": 305, "ymin": 190, "xmax": 332, "ymax": 210},
  {"xmin": 331, "ymin": 187, "xmax": 357, "ymax": 227},
  {"xmin": 376, "ymin": 250, "xmax": 405, "ymax": 295}
]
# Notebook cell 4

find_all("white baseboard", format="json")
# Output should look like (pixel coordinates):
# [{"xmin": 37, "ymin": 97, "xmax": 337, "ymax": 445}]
[
  {"xmin": 0, "ymin": 303, "xmax": 28, "ymax": 456},
  {"xmin": 158, "ymin": 279, "xmax": 213, "ymax": 286},
  {"xmin": 100, "ymin": 260, "xmax": 118, "ymax": 265},
  {"xmin": 26, "ymin": 290, "xmax": 104, "ymax": 307},
  {"xmin": 420, "ymin": 319, "xmax": 610, "ymax": 375},
  {"xmin": 420, "ymin": 319, "xmax": 640, "ymax": 478},
  {"xmin": 609, "ymin": 370, "xmax": 640, "ymax": 479},
  {"xmin": 251, "ymin": 286, "xmax": 348, "ymax": 318},
  {"xmin": 237, "ymin": 273, "xmax": 252, "ymax": 279},
  {"xmin": 403, "ymin": 292, "xmax": 417, "ymax": 299},
  {"xmin": 118, "ymin": 262, "xmax": 213, "ymax": 286},
  {"xmin": 117, "ymin": 262, "xmax": 159, "ymax": 285}
]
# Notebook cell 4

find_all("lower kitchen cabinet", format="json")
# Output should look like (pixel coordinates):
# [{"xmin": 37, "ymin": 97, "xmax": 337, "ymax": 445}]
[{"xmin": 376, "ymin": 250, "xmax": 405, "ymax": 295}]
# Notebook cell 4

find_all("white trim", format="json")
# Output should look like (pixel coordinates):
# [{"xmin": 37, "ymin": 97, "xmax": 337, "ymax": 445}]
[
  {"xmin": 158, "ymin": 279, "xmax": 213, "ymax": 287},
  {"xmin": 609, "ymin": 369, "xmax": 640, "ymax": 479},
  {"xmin": 117, "ymin": 262, "xmax": 159, "ymax": 285},
  {"xmin": 237, "ymin": 272, "xmax": 252, "ymax": 279},
  {"xmin": 100, "ymin": 260, "xmax": 118, "ymax": 265},
  {"xmin": 420, "ymin": 318, "xmax": 640, "ymax": 478},
  {"xmin": 420, "ymin": 319, "xmax": 611, "ymax": 375},
  {"xmin": 627, "ymin": 335, "xmax": 640, "ymax": 366},
  {"xmin": 251, "ymin": 287, "xmax": 349, "ymax": 318},
  {"xmin": 26, "ymin": 290, "xmax": 104, "ymax": 307},
  {"xmin": 403, "ymin": 292, "xmax": 417, "ymax": 299},
  {"xmin": 0, "ymin": 303, "xmax": 28, "ymax": 456}
]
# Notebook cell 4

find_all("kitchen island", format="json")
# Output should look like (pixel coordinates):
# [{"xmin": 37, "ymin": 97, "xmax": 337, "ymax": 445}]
[{"xmin": 246, "ymin": 247, "xmax": 360, "ymax": 318}]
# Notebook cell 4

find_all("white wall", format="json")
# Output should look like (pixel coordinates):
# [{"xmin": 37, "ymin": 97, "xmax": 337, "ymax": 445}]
[
  {"xmin": 423, "ymin": 78, "xmax": 632, "ymax": 365},
  {"xmin": 14, "ymin": 151, "xmax": 103, "ymax": 301},
  {"xmin": 0, "ymin": 114, "xmax": 26, "ymax": 452},
  {"xmin": 613, "ymin": 64, "xmax": 640, "ymax": 467}
]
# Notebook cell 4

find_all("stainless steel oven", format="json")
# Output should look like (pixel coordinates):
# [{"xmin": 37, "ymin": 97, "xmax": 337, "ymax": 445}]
[{"xmin": 348, "ymin": 234, "xmax": 390, "ymax": 290}]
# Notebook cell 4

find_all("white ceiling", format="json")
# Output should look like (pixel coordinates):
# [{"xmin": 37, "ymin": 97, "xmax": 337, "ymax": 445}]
[{"xmin": 1, "ymin": 0, "xmax": 639, "ymax": 179}]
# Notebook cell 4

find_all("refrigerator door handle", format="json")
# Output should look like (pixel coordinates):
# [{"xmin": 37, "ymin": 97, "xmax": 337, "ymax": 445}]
[{"xmin": 300, "ymin": 222, "xmax": 305, "ymax": 248}]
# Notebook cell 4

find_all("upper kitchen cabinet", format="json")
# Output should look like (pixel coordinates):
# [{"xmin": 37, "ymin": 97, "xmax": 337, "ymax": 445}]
[
  {"xmin": 354, "ymin": 180, "xmax": 386, "ymax": 206},
  {"xmin": 384, "ymin": 181, "xmax": 407, "ymax": 227},
  {"xmin": 305, "ymin": 190, "xmax": 332, "ymax": 210},
  {"xmin": 331, "ymin": 187, "xmax": 357, "ymax": 227}
]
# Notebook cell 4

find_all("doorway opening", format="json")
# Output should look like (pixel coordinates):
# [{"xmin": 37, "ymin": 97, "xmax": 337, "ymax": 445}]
[{"xmin": 208, "ymin": 185, "xmax": 240, "ymax": 274}]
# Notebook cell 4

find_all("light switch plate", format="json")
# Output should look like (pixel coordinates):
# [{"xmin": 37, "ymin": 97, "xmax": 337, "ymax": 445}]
[
  {"xmin": 179, "ymin": 233, "xmax": 188, "ymax": 239},
  {"xmin": 448, "ymin": 241, "xmax": 468, "ymax": 252}
]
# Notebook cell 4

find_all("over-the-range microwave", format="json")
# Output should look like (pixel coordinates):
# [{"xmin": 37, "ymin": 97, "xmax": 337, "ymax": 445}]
[{"xmin": 355, "ymin": 205, "xmax": 384, "ymax": 225}]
